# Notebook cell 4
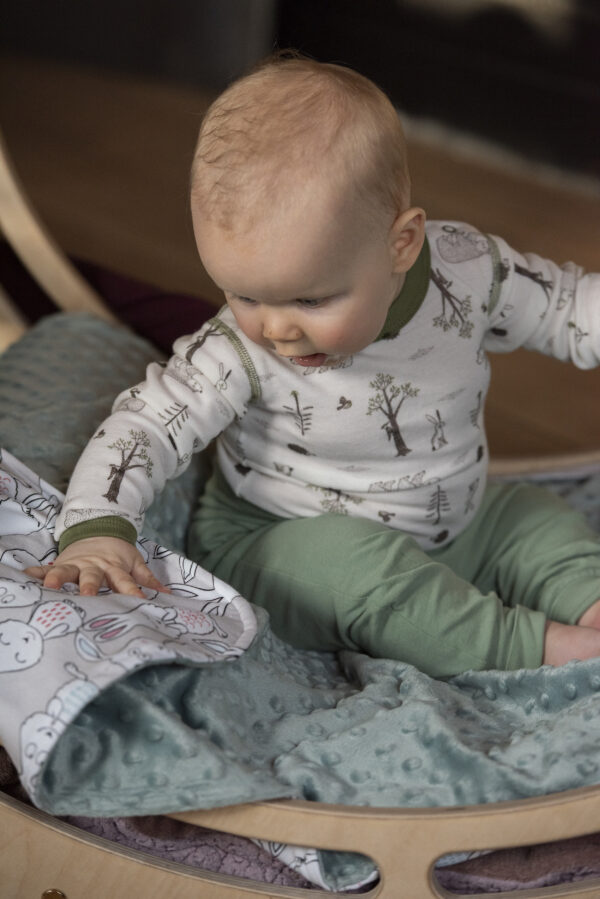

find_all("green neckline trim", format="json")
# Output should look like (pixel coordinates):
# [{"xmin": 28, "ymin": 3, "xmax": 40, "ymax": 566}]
[
  {"xmin": 376, "ymin": 236, "xmax": 431, "ymax": 341},
  {"xmin": 213, "ymin": 315, "xmax": 262, "ymax": 401}
]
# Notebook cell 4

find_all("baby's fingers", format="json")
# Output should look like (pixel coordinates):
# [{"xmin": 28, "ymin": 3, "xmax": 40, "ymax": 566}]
[
  {"xmin": 132, "ymin": 559, "xmax": 171, "ymax": 594},
  {"xmin": 23, "ymin": 562, "xmax": 81, "ymax": 591},
  {"xmin": 23, "ymin": 564, "xmax": 48, "ymax": 581},
  {"xmin": 78, "ymin": 565, "xmax": 114, "ymax": 597},
  {"xmin": 49, "ymin": 562, "xmax": 107, "ymax": 595},
  {"xmin": 91, "ymin": 565, "xmax": 148, "ymax": 599}
]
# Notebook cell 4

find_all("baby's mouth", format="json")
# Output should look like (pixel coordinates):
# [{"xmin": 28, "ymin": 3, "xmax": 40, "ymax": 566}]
[{"xmin": 288, "ymin": 353, "xmax": 328, "ymax": 367}]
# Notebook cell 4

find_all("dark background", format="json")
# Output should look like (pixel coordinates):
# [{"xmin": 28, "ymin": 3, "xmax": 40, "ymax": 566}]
[{"xmin": 3, "ymin": 0, "xmax": 599, "ymax": 175}]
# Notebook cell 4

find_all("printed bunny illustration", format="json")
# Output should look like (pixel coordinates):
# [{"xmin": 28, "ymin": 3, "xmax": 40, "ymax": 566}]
[
  {"xmin": 215, "ymin": 362, "xmax": 232, "ymax": 391},
  {"xmin": 426, "ymin": 410, "xmax": 448, "ymax": 451},
  {"xmin": 0, "ymin": 599, "xmax": 84, "ymax": 673},
  {"xmin": 0, "ymin": 454, "xmax": 60, "ymax": 570},
  {"xmin": 0, "ymin": 540, "xmax": 57, "ymax": 572},
  {"xmin": 78, "ymin": 552, "xmax": 240, "ymax": 659},
  {"xmin": 0, "ymin": 487, "xmax": 60, "ymax": 537},
  {"xmin": 19, "ymin": 666, "xmax": 99, "ymax": 793},
  {"xmin": 75, "ymin": 631, "xmax": 179, "ymax": 671},
  {"xmin": 0, "ymin": 578, "xmax": 43, "ymax": 608},
  {"xmin": 83, "ymin": 600, "xmax": 230, "ymax": 644}
]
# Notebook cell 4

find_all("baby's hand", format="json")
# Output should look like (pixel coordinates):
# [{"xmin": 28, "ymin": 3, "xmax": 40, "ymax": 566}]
[{"xmin": 25, "ymin": 536, "xmax": 170, "ymax": 598}]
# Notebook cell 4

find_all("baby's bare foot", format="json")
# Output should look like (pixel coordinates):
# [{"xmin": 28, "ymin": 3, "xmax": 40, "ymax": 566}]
[
  {"xmin": 578, "ymin": 598, "xmax": 600, "ymax": 630},
  {"xmin": 543, "ymin": 620, "xmax": 600, "ymax": 667}
]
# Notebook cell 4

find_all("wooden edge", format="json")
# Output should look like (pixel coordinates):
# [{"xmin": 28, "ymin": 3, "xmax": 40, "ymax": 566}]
[
  {"xmin": 0, "ymin": 128, "xmax": 119, "ymax": 323},
  {"xmin": 171, "ymin": 785, "xmax": 600, "ymax": 898},
  {"xmin": 489, "ymin": 449, "xmax": 600, "ymax": 478},
  {"xmin": 0, "ymin": 790, "xmax": 326, "ymax": 899},
  {"xmin": 3, "ymin": 784, "xmax": 600, "ymax": 899},
  {"xmin": 0, "ymin": 283, "xmax": 28, "ymax": 350}
]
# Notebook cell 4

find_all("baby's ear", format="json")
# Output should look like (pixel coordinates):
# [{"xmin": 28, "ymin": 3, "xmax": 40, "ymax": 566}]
[{"xmin": 389, "ymin": 207, "xmax": 426, "ymax": 273}]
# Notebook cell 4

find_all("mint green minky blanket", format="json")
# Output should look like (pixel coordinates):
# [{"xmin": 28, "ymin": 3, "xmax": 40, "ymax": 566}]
[{"xmin": 3, "ymin": 314, "xmax": 600, "ymax": 892}]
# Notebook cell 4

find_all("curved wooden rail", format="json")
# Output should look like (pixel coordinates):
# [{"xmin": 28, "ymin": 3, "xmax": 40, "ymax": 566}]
[
  {"xmin": 173, "ymin": 786, "xmax": 600, "ymax": 898},
  {"xmin": 0, "ymin": 128, "xmax": 118, "ymax": 323},
  {"xmin": 4, "ymin": 785, "xmax": 600, "ymax": 898}
]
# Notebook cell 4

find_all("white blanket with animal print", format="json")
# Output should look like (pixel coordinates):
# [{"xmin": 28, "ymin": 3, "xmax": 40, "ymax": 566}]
[{"xmin": 0, "ymin": 448, "xmax": 257, "ymax": 799}]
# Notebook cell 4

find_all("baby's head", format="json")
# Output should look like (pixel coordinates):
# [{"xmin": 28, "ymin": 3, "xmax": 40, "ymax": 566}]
[
  {"xmin": 191, "ymin": 53, "xmax": 411, "ymax": 233},
  {"xmin": 190, "ymin": 55, "xmax": 425, "ymax": 365}
]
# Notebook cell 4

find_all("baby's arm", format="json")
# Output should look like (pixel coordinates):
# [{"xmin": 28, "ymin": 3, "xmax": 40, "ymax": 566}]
[
  {"xmin": 26, "ymin": 319, "xmax": 251, "ymax": 597},
  {"xmin": 26, "ymin": 536, "xmax": 168, "ymax": 597},
  {"xmin": 544, "ymin": 600, "xmax": 600, "ymax": 666},
  {"xmin": 483, "ymin": 233, "xmax": 600, "ymax": 368}
]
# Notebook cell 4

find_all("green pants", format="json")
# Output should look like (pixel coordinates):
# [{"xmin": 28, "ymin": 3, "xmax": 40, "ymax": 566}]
[{"xmin": 189, "ymin": 469, "xmax": 600, "ymax": 677}]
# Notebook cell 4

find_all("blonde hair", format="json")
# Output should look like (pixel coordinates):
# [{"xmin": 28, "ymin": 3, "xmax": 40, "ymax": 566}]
[{"xmin": 191, "ymin": 54, "xmax": 411, "ymax": 232}]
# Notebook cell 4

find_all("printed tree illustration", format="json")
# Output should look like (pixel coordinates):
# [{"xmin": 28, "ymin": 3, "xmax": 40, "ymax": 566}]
[
  {"xmin": 430, "ymin": 268, "xmax": 474, "ymax": 338},
  {"xmin": 184, "ymin": 322, "xmax": 223, "ymax": 363},
  {"xmin": 159, "ymin": 402, "xmax": 190, "ymax": 453},
  {"xmin": 103, "ymin": 430, "xmax": 153, "ymax": 504},
  {"xmin": 465, "ymin": 478, "xmax": 480, "ymax": 514},
  {"xmin": 367, "ymin": 374, "xmax": 418, "ymax": 457},
  {"xmin": 426, "ymin": 484, "xmax": 450, "ymax": 526},
  {"xmin": 283, "ymin": 390, "xmax": 313, "ymax": 435},
  {"xmin": 514, "ymin": 263, "xmax": 553, "ymax": 302},
  {"xmin": 469, "ymin": 391, "xmax": 483, "ymax": 429}
]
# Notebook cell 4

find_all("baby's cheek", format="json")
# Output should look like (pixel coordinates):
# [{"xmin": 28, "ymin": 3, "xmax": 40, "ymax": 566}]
[
  {"xmin": 231, "ymin": 313, "xmax": 264, "ymax": 347},
  {"xmin": 320, "ymin": 319, "xmax": 373, "ymax": 352}
]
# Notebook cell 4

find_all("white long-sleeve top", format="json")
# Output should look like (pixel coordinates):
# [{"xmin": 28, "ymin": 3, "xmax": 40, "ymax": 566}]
[{"xmin": 55, "ymin": 221, "xmax": 600, "ymax": 549}]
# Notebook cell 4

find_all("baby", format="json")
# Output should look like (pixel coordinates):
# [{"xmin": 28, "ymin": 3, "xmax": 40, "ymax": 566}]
[{"xmin": 27, "ymin": 55, "xmax": 600, "ymax": 678}]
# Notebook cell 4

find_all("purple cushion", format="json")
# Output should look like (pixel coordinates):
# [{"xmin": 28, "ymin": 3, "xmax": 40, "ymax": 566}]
[{"xmin": 1, "ymin": 241, "xmax": 217, "ymax": 354}]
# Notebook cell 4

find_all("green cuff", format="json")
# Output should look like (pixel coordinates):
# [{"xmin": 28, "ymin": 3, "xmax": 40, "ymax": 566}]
[{"xmin": 58, "ymin": 516, "xmax": 138, "ymax": 553}]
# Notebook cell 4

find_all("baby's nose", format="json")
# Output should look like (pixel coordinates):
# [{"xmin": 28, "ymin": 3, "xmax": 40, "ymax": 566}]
[{"xmin": 262, "ymin": 312, "xmax": 302, "ymax": 341}]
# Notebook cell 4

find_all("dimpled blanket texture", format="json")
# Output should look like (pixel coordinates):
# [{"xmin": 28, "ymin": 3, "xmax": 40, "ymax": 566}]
[{"xmin": 4, "ymin": 314, "xmax": 600, "ymax": 893}]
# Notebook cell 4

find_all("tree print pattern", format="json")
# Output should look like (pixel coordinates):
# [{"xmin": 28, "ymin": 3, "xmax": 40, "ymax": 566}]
[
  {"xmin": 283, "ymin": 391, "xmax": 313, "ymax": 435},
  {"xmin": 426, "ymin": 484, "xmax": 450, "ymax": 526},
  {"xmin": 103, "ymin": 430, "xmax": 153, "ymax": 504},
  {"xmin": 367, "ymin": 374, "xmax": 418, "ymax": 457},
  {"xmin": 184, "ymin": 322, "xmax": 223, "ymax": 363},
  {"xmin": 465, "ymin": 478, "xmax": 480, "ymax": 514},
  {"xmin": 159, "ymin": 402, "xmax": 189, "ymax": 454},
  {"xmin": 430, "ymin": 268, "xmax": 474, "ymax": 338},
  {"xmin": 469, "ymin": 391, "xmax": 482, "ymax": 429},
  {"xmin": 514, "ymin": 263, "xmax": 553, "ymax": 301}
]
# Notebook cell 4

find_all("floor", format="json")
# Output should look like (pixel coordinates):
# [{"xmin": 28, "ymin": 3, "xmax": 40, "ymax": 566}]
[{"xmin": 1, "ymin": 53, "xmax": 600, "ymax": 461}]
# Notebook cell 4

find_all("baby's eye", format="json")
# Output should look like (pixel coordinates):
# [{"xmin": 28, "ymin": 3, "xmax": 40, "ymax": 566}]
[
  {"xmin": 227, "ymin": 293, "xmax": 257, "ymax": 306},
  {"xmin": 297, "ymin": 298, "xmax": 323, "ymax": 308}
]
